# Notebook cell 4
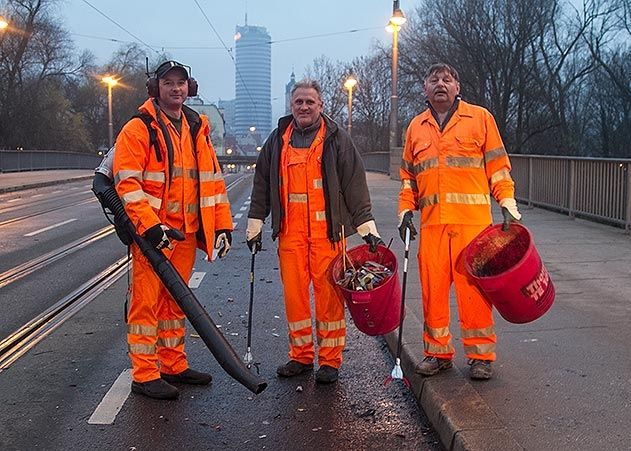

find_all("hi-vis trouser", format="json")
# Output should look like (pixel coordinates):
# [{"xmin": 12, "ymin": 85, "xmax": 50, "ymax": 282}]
[
  {"xmin": 419, "ymin": 224, "xmax": 497, "ymax": 361},
  {"xmin": 277, "ymin": 124, "xmax": 346, "ymax": 368},
  {"xmin": 127, "ymin": 233, "xmax": 196, "ymax": 382}
]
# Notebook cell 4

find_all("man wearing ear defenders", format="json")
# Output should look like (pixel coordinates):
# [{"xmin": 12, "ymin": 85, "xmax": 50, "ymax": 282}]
[{"xmin": 113, "ymin": 61, "xmax": 233, "ymax": 400}]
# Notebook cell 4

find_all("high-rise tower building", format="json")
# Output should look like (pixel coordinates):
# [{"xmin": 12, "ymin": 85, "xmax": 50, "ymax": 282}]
[{"xmin": 234, "ymin": 22, "xmax": 271, "ymax": 139}]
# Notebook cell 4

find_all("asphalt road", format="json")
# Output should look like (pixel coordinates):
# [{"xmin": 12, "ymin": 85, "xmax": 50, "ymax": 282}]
[{"xmin": 0, "ymin": 174, "xmax": 442, "ymax": 451}]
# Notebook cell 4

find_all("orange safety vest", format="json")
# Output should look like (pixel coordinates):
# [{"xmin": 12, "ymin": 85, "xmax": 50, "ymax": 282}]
[
  {"xmin": 279, "ymin": 121, "xmax": 327, "ymax": 237},
  {"xmin": 113, "ymin": 99, "xmax": 232, "ymax": 258},
  {"xmin": 399, "ymin": 100, "xmax": 515, "ymax": 226}
]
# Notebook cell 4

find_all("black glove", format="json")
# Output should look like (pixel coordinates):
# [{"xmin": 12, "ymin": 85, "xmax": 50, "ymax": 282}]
[
  {"xmin": 246, "ymin": 232, "xmax": 262, "ymax": 255},
  {"xmin": 362, "ymin": 233, "xmax": 385, "ymax": 253},
  {"xmin": 144, "ymin": 224, "xmax": 184, "ymax": 250},
  {"xmin": 501, "ymin": 207, "xmax": 521, "ymax": 232},
  {"xmin": 398, "ymin": 211, "xmax": 418, "ymax": 243},
  {"xmin": 215, "ymin": 229, "xmax": 232, "ymax": 258}
]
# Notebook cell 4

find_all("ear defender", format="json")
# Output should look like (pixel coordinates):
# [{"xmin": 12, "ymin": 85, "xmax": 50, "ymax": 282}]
[{"xmin": 146, "ymin": 76, "xmax": 198, "ymax": 98}]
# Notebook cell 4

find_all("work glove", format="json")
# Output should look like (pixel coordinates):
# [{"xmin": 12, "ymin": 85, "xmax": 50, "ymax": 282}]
[
  {"xmin": 144, "ymin": 224, "xmax": 184, "ymax": 250},
  {"xmin": 246, "ymin": 218, "xmax": 263, "ymax": 255},
  {"xmin": 397, "ymin": 210, "xmax": 418, "ymax": 243},
  {"xmin": 357, "ymin": 220, "xmax": 384, "ymax": 253},
  {"xmin": 214, "ymin": 230, "xmax": 232, "ymax": 258},
  {"xmin": 499, "ymin": 198, "xmax": 522, "ymax": 231}
]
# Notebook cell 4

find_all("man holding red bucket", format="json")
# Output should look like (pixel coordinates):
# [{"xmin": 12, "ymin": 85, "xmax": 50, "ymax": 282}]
[
  {"xmin": 397, "ymin": 63, "xmax": 521, "ymax": 380},
  {"xmin": 247, "ymin": 80, "xmax": 383, "ymax": 384}
]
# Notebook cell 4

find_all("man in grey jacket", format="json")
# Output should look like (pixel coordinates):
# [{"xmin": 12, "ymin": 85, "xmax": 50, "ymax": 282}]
[{"xmin": 247, "ymin": 79, "xmax": 382, "ymax": 383}]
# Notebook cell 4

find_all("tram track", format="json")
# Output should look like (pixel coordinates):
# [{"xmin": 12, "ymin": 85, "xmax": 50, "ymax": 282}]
[
  {"xmin": 0, "ymin": 225, "xmax": 116, "ymax": 289},
  {"xmin": 0, "ymin": 197, "xmax": 96, "ymax": 228},
  {"xmin": 0, "ymin": 173, "xmax": 249, "ymax": 372},
  {"xmin": 0, "ymin": 256, "xmax": 129, "ymax": 372},
  {"xmin": 0, "ymin": 188, "xmax": 92, "ymax": 215}
]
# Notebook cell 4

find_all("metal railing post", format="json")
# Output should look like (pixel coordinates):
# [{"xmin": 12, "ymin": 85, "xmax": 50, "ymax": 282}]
[
  {"xmin": 625, "ymin": 162, "xmax": 631, "ymax": 233},
  {"xmin": 527, "ymin": 157, "xmax": 533, "ymax": 207},
  {"xmin": 568, "ymin": 159, "xmax": 576, "ymax": 218}
]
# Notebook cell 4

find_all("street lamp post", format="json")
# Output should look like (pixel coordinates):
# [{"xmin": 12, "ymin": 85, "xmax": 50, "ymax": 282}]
[
  {"xmin": 386, "ymin": 0, "xmax": 406, "ymax": 150},
  {"xmin": 343, "ymin": 76, "xmax": 358, "ymax": 136},
  {"xmin": 101, "ymin": 76, "xmax": 118, "ymax": 148}
]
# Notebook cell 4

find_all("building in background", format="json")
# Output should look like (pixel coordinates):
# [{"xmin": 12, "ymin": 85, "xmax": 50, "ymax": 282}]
[
  {"xmin": 185, "ymin": 96, "xmax": 226, "ymax": 155},
  {"xmin": 217, "ymin": 99, "xmax": 235, "ymax": 134},
  {"xmin": 284, "ymin": 71, "xmax": 296, "ymax": 115},
  {"xmin": 234, "ymin": 21, "xmax": 271, "ymax": 143}
]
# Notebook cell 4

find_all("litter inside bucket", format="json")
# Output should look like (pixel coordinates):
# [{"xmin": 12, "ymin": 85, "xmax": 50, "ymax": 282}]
[
  {"xmin": 466, "ymin": 225, "xmax": 530, "ymax": 277},
  {"xmin": 330, "ymin": 244, "xmax": 402, "ymax": 336},
  {"xmin": 464, "ymin": 223, "xmax": 555, "ymax": 324}
]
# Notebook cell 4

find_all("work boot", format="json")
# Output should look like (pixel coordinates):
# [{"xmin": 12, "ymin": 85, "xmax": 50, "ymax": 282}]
[
  {"xmin": 160, "ymin": 368, "xmax": 212, "ymax": 385},
  {"xmin": 469, "ymin": 359, "xmax": 493, "ymax": 380},
  {"xmin": 315, "ymin": 365, "xmax": 339, "ymax": 384},
  {"xmin": 131, "ymin": 378, "xmax": 179, "ymax": 400},
  {"xmin": 415, "ymin": 356, "xmax": 453, "ymax": 376},
  {"xmin": 276, "ymin": 360, "xmax": 314, "ymax": 377}
]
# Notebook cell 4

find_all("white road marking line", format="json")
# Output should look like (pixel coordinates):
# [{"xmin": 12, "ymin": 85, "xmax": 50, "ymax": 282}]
[
  {"xmin": 239, "ymin": 206, "xmax": 248, "ymax": 211},
  {"xmin": 24, "ymin": 218, "xmax": 77, "ymax": 237},
  {"xmin": 233, "ymin": 222, "xmax": 238, "ymax": 229},
  {"xmin": 7, "ymin": 198, "xmax": 20, "ymax": 203},
  {"xmin": 234, "ymin": 213, "xmax": 243, "ymax": 219},
  {"xmin": 30, "ymin": 194, "xmax": 44, "ymax": 198},
  {"xmin": 189, "ymin": 272, "xmax": 206, "ymax": 288},
  {"xmin": 50, "ymin": 190, "xmax": 62, "ymax": 194},
  {"xmin": 244, "ymin": 200, "xmax": 251, "ymax": 205},
  {"xmin": 88, "ymin": 369, "xmax": 132, "ymax": 425}
]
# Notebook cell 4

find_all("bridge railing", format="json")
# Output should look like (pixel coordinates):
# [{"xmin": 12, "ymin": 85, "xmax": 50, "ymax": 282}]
[
  {"xmin": 511, "ymin": 155, "xmax": 631, "ymax": 232},
  {"xmin": 371, "ymin": 150, "xmax": 631, "ymax": 233},
  {"xmin": 0, "ymin": 150, "xmax": 102, "ymax": 172}
]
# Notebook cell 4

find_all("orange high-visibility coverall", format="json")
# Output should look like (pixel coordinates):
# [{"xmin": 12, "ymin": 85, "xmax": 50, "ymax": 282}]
[
  {"xmin": 278, "ymin": 122, "xmax": 346, "ymax": 369},
  {"xmin": 114, "ymin": 99, "xmax": 233, "ymax": 382},
  {"xmin": 399, "ymin": 100, "xmax": 516, "ymax": 361}
]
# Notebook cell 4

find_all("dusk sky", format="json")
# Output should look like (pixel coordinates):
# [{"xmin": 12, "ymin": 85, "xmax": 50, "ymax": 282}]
[{"xmin": 62, "ymin": 0, "xmax": 406, "ymax": 121}]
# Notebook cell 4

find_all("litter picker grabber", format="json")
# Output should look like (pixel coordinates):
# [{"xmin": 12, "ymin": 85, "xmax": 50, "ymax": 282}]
[
  {"xmin": 384, "ymin": 228, "xmax": 411, "ymax": 387},
  {"xmin": 244, "ymin": 248, "xmax": 260, "ymax": 374}
]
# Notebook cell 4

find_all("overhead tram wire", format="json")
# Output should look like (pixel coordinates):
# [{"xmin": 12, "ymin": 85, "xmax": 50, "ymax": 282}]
[
  {"xmin": 80, "ymin": 0, "xmax": 159, "ymax": 55},
  {"xmin": 70, "ymin": 26, "xmax": 382, "ymax": 53},
  {"xmin": 193, "ymin": 0, "xmax": 261, "ymax": 119}
]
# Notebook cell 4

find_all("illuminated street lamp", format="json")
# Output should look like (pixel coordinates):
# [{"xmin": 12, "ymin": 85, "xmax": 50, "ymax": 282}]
[
  {"xmin": 101, "ymin": 75, "xmax": 118, "ymax": 148},
  {"xmin": 386, "ymin": 0, "xmax": 406, "ymax": 150},
  {"xmin": 249, "ymin": 126, "xmax": 256, "ymax": 132},
  {"xmin": 226, "ymin": 148, "xmax": 233, "ymax": 155},
  {"xmin": 343, "ymin": 76, "xmax": 358, "ymax": 136},
  {"xmin": 0, "ymin": 17, "xmax": 8, "ymax": 30}
]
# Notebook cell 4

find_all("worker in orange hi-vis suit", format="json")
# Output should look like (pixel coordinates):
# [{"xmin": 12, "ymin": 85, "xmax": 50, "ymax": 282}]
[
  {"xmin": 397, "ymin": 63, "xmax": 522, "ymax": 381},
  {"xmin": 246, "ymin": 79, "xmax": 384, "ymax": 384},
  {"xmin": 113, "ymin": 61, "xmax": 233, "ymax": 400}
]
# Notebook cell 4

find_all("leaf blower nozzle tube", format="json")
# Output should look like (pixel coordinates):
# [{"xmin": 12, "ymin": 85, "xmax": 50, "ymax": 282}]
[{"xmin": 92, "ymin": 173, "xmax": 267, "ymax": 394}]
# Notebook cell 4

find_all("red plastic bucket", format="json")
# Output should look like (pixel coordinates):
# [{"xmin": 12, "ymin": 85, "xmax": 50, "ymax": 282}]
[
  {"xmin": 330, "ymin": 244, "xmax": 402, "ymax": 336},
  {"xmin": 464, "ymin": 223, "xmax": 555, "ymax": 324}
]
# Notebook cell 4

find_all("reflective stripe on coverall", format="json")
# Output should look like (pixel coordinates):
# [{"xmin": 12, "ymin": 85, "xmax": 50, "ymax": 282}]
[
  {"xmin": 399, "ymin": 101, "xmax": 511, "ymax": 361},
  {"xmin": 419, "ymin": 224, "xmax": 496, "ymax": 360},
  {"xmin": 114, "ymin": 99, "xmax": 233, "ymax": 382},
  {"xmin": 128, "ymin": 234, "xmax": 196, "ymax": 382},
  {"xmin": 278, "ymin": 122, "xmax": 346, "ymax": 368}
]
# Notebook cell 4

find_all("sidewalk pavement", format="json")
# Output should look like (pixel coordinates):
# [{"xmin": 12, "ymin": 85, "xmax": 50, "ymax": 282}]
[
  {"xmin": 366, "ymin": 171, "xmax": 631, "ymax": 451},
  {"xmin": 0, "ymin": 169, "xmax": 94, "ymax": 194},
  {"xmin": 4, "ymin": 170, "xmax": 630, "ymax": 451}
]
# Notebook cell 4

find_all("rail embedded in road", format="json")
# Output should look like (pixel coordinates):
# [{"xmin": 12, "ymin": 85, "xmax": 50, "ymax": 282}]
[
  {"xmin": 0, "ymin": 256, "xmax": 129, "ymax": 372},
  {"xmin": 0, "ymin": 226, "xmax": 116, "ymax": 289}
]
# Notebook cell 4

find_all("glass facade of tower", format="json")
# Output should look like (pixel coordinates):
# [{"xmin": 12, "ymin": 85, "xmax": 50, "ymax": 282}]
[{"xmin": 234, "ymin": 25, "xmax": 271, "ymax": 139}]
